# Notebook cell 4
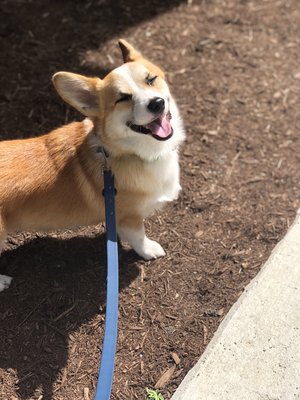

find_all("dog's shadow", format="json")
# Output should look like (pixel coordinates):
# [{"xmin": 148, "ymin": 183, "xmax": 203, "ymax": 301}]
[{"xmin": 0, "ymin": 233, "xmax": 140, "ymax": 399}]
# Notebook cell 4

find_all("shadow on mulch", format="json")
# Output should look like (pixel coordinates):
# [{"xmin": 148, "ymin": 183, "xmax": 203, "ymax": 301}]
[
  {"xmin": 0, "ymin": 0, "xmax": 185, "ymax": 139},
  {"xmin": 0, "ymin": 234, "xmax": 140, "ymax": 399}
]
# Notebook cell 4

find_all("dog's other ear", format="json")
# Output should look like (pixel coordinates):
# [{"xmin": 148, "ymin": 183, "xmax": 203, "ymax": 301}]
[
  {"xmin": 118, "ymin": 39, "xmax": 142, "ymax": 63},
  {"xmin": 52, "ymin": 72, "xmax": 102, "ymax": 117}
]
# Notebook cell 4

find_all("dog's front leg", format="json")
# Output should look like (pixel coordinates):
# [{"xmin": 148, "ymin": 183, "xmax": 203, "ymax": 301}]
[{"xmin": 117, "ymin": 216, "xmax": 165, "ymax": 260}]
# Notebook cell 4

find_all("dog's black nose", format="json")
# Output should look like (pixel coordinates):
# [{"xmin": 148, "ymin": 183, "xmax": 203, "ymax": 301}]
[{"xmin": 147, "ymin": 97, "xmax": 165, "ymax": 114}]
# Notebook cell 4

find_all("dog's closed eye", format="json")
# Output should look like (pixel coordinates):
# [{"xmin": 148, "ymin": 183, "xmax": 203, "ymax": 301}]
[
  {"xmin": 116, "ymin": 93, "xmax": 132, "ymax": 104},
  {"xmin": 146, "ymin": 75, "xmax": 158, "ymax": 86}
]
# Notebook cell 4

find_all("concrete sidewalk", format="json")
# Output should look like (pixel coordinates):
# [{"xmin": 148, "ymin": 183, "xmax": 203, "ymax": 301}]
[{"xmin": 172, "ymin": 211, "xmax": 300, "ymax": 400}]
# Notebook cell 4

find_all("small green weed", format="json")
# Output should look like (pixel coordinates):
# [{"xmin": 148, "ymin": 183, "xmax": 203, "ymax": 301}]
[{"xmin": 146, "ymin": 388, "xmax": 165, "ymax": 400}]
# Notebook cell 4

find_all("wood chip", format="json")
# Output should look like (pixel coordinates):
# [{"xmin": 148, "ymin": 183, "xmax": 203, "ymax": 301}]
[
  {"xmin": 173, "ymin": 368, "xmax": 184, "ymax": 379},
  {"xmin": 195, "ymin": 230, "xmax": 204, "ymax": 238},
  {"xmin": 171, "ymin": 352, "xmax": 181, "ymax": 365},
  {"xmin": 155, "ymin": 365, "xmax": 176, "ymax": 389},
  {"xmin": 128, "ymin": 325, "xmax": 144, "ymax": 330},
  {"xmin": 83, "ymin": 387, "xmax": 90, "ymax": 400},
  {"xmin": 293, "ymin": 71, "xmax": 300, "ymax": 80},
  {"xmin": 203, "ymin": 324, "xmax": 208, "ymax": 345},
  {"xmin": 52, "ymin": 303, "xmax": 76, "ymax": 322},
  {"xmin": 217, "ymin": 307, "xmax": 225, "ymax": 316},
  {"xmin": 140, "ymin": 265, "xmax": 145, "ymax": 282}
]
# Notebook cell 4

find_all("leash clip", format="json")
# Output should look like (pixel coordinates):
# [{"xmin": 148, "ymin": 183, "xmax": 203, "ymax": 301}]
[{"xmin": 97, "ymin": 146, "xmax": 110, "ymax": 173}]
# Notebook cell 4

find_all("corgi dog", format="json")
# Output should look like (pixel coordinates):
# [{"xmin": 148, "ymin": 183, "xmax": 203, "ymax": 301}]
[{"xmin": 0, "ymin": 40, "xmax": 185, "ymax": 290}]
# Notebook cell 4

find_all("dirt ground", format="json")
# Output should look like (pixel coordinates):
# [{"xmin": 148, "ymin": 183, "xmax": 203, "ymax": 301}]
[{"xmin": 1, "ymin": 0, "xmax": 300, "ymax": 399}]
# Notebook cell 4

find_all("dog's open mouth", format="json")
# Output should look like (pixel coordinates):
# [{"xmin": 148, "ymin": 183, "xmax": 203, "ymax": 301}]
[{"xmin": 127, "ymin": 112, "xmax": 173, "ymax": 141}]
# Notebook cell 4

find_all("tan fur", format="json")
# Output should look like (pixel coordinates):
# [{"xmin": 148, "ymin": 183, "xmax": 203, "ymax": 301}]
[
  {"xmin": 0, "ymin": 122, "xmax": 104, "ymax": 234},
  {"xmin": 0, "ymin": 40, "xmax": 184, "ymax": 261}
]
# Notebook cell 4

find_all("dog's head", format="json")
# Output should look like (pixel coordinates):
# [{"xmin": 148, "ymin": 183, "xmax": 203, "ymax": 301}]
[{"xmin": 52, "ymin": 40, "xmax": 184, "ymax": 160}]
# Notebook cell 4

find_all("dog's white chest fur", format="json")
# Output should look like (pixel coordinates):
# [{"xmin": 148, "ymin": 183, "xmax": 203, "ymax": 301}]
[
  {"xmin": 147, "ymin": 151, "xmax": 181, "ymax": 205},
  {"xmin": 110, "ymin": 147, "xmax": 181, "ymax": 219}
]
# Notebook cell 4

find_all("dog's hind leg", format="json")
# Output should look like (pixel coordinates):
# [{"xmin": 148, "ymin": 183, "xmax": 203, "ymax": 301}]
[
  {"xmin": 0, "ymin": 210, "xmax": 7, "ymax": 252},
  {"xmin": 0, "ymin": 274, "xmax": 12, "ymax": 292},
  {"xmin": 0, "ymin": 211, "xmax": 12, "ymax": 292},
  {"xmin": 0, "ymin": 207, "xmax": 7, "ymax": 250}
]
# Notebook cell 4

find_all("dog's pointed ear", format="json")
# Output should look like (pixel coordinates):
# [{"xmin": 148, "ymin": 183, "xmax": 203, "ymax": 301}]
[
  {"xmin": 118, "ymin": 39, "xmax": 142, "ymax": 63},
  {"xmin": 52, "ymin": 72, "xmax": 102, "ymax": 117}
]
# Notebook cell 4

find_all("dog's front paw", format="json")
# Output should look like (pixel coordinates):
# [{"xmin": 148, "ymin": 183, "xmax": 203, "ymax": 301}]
[
  {"xmin": 0, "ymin": 274, "xmax": 12, "ymax": 292},
  {"xmin": 139, "ymin": 238, "xmax": 166, "ymax": 260},
  {"xmin": 118, "ymin": 225, "xmax": 166, "ymax": 260}
]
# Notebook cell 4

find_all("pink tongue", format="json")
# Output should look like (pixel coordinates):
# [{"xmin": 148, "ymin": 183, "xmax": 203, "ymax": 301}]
[{"xmin": 147, "ymin": 115, "xmax": 172, "ymax": 138}]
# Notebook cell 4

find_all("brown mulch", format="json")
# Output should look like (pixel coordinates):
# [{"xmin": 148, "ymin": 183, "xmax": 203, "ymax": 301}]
[{"xmin": 1, "ymin": 1, "xmax": 300, "ymax": 399}]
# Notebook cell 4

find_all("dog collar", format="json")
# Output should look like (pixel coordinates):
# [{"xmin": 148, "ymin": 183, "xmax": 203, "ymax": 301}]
[{"xmin": 95, "ymin": 145, "xmax": 175, "ymax": 165}]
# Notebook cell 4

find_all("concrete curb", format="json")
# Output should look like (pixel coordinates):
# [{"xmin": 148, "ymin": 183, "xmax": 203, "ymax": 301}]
[{"xmin": 171, "ymin": 211, "xmax": 300, "ymax": 400}]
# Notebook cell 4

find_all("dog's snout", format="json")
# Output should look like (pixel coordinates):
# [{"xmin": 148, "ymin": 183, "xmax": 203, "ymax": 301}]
[{"xmin": 147, "ymin": 97, "xmax": 165, "ymax": 115}]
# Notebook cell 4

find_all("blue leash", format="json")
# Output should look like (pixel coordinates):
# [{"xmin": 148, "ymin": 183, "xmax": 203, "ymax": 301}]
[{"xmin": 94, "ymin": 168, "xmax": 119, "ymax": 400}]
